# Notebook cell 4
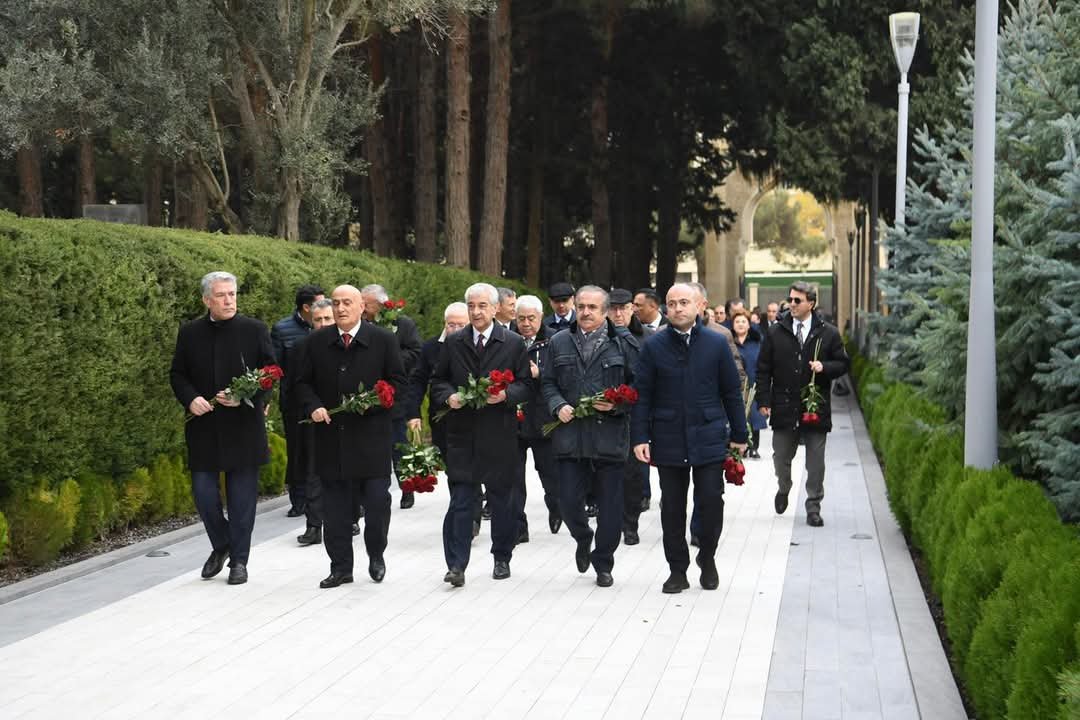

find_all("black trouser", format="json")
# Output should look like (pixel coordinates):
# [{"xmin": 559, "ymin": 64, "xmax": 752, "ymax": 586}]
[
  {"xmin": 305, "ymin": 471, "xmax": 363, "ymax": 529},
  {"xmin": 623, "ymin": 455, "xmax": 647, "ymax": 532},
  {"xmin": 558, "ymin": 459, "xmax": 623, "ymax": 574},
  {"xmin": 443, "ymin": 479, "xmax": 516, "ymax": 571},
  {"xmin": 282, "ymin": 406, "xmax": 307, "ymax": 509},
  {"xmin": 516, "ymin": 437, "xmax": 561, "ymax": 533},
  {"xmin": 659, "ymin": 463, "xmax": 724, "ymax": 573},
  {"xmin": 322, "ymin": 474, "xmax": 391, "ymax": 575},
  {"xmin": 191, "ymin": 468, "xmax": 259, "ymax": 566},
  {"xmin": 391, "ymin": 417, "xmax": 408, "ymax": 485}
]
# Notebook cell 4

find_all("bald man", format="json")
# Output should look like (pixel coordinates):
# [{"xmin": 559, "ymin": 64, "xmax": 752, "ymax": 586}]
[{"xmin": 293, "ymin": 285, "xmax": 407, "ymax": 589}]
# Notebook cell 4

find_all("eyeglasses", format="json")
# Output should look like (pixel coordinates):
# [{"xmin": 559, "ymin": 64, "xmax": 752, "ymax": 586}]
[{"xmin": 786, "ymin": 297, "xmax": 808, "ymax": 305}]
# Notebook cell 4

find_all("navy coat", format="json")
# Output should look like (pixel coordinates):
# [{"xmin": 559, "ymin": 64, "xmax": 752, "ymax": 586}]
[
  {"xmin": 405, "ymin": 336, "xmax": 447, "ymax": 454},
  {"xmin": 518, "ymin": 324, "xmax": 556, "ymax": 441},
  {"xmin": 630, "ymin": 320, "xmax": 748, "ymax": 467},
  {"xmin": 734, "ymin": 327, "xmax": 768, "ymax": 431}
]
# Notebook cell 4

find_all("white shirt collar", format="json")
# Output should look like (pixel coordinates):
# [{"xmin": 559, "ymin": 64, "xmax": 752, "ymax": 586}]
[
  {"xmin": 472, "ymin": 324, "xmax": 494, "ymax": 344},
  {"xmin": 339, "ymin": 319, "xmax": 362, "ymax": 339},
  {"xmin": 794, "ymin": 316, "xmax": 811, "ymax": 333}
]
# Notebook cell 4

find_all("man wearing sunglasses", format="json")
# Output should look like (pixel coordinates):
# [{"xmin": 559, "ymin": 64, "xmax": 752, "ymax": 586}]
[{"xmin": 756, "ymin": 281, "xmax": 849, "ymax": 527}]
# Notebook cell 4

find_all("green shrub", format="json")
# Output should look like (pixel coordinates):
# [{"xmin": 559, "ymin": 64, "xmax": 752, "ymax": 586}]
[
  {"xmin": 259, "ymin": 432, "xmax": 287, "ymax": 495},
  {"xmin": 858, "ymin": 365, "xmax": 888, "ymax": 422},
  {"xmin": 927, "ymin": 466, "xmax": 1009, "ymax": 594},
  {"xmin": 0, "ymin": 510, "xmax": 8, "ymax": 560},
  {"xmin": 4, "ymin": 479, "xmax": 81, "ymax": 565},
  {"xmin": 1061, "ymin": 665, "xmax": 1080, "ymax": 720},
  {"xmin": 71, "ymin": 471, "xmax": 117, "ymax": 548},
  {"xmin": 116, "ymin": 467, "xmax": 151, "ymax": 526},
  {"xmin": 145, "ymin": 455, "xmax": 178, "ymax": 522},
  {"xmin": 906, "ymin": 429, "xmax": 963, "ymax": 550},
  {"xmin": 0, "ymin": 212, "xmax": 536, "ymax": 506},
  {"xmin": 170, "ymin": 455, "xmax": 195, "ymax": 515}
]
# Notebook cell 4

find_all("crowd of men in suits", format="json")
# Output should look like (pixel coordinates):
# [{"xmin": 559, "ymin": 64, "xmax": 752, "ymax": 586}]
[{"xmin": 170, "ymin": 272, "xmax": 848, "ymax": 591}]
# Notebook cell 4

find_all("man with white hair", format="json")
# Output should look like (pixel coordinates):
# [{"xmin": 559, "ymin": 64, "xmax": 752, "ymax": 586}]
[
  {"xmin": 407, "ymin": 302, "xmax": 469, "ymax": 463},
  {"xmin": 170, "ymin": 271, "xmax": 276, "ymax": 586},
  {"xmin": 431, "ymin": 283, "xmax": 532, "ymax": 587},
  {"xmin": 360, "ymin": 284, "xmax": 423, "ymax": 509}
]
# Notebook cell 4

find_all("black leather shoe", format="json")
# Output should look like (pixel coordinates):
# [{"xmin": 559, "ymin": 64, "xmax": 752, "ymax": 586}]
[
  {"xmin": 352, "ymin": 522, "xmax": 361, "ymax": 536},
  {"xmin": 446, "ymin": 568, "xmax": 465, "ymax": 587},
  {"xmin": 481, "ymin": 501, "xmax": 492, "ymax": 520},
  {"xmin": 400, "ymin": 492, "xmax": 415, "ymax": 509},
  {"xmin": 586, "ymin": 503, "xmax": 598, "ymax": 518},
  {"xmin": 807, "ymin": 511, "xmax": 824, "ymax": 527},
  {"xmin": 472, "ymin": 520, "xmax": 481, "ymax": 538},
  {"xmin": 596, "ymin": 571, "xmax": 614, "ymax": 588},
  {"xmin": 697, "ymin": 555, "xmax": 719, "ymax": 590},
  {"xmin": 320, "ymin": 572, "xmax": 354, "ymax": 589},
  {"xmin": 227, "ymin": 563, "xmax": 248, "ymax": 585},
  {"xmin": 297, "ymin": 527, "xmax": 322, "ymax": 546},
  {"xmin": 286, "ymin": 505, "xmax": 305, "ymax": 518},
  {"xmin": 369, "ymin": 556, "xmax": 386, "ymax": 583},
  {"xmin": 774, "ymin": 492, "xmax": 789, "ymax": 515},
  {"xmin": 690, "ymin": 534, "xmax": 700, "ymax": 548},
  {"xmin": 493, "ymin": 560, "xmax": 511, "ymax": 580},
  {"xmin": 575, "ymin": 539, "xmax": 591, "ymax": 573},
  {"xmin": 201, "ymin": 549, "xmax": 228, "ymax": 579},
  {"xmin": 623, "ymin": 530, "xmax": 640, "ymax": 546},
  {"xmin": 640, "ymin": 497, "xmax": 651, "ymax": 511},
  {"xmin": 517, "ymin": 527, "xmax": 530, "ymax": 544},
  {"xmin": 662, "ymin": 571, "xmax": 690, "ymax": 594},
  {"xmin": 548, "ymin": 513, "xmax": 562, "ymax": 534}
]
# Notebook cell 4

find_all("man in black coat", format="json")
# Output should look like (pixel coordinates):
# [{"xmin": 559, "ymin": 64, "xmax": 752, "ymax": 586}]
[
  {"xmin": 431, "ymin": 283, "xmax": 532, "ymax": 587},
  {"xmin": 271, "ymin": 283, "xmax": 325, "ymax": 517},
  {"xmin": 543, "ymin": 281, "xmax": 576, "ymax": 333},
  {"xmin": 757, "ymin": 281, "xmax": 850, "ymax": 528},
  {"xmin": 406, "ymin": 302, "xmax": 469, "ymax": 459},
  {"xmin": 631, "ymin": 283, "xmax": 747, "ymax": 594},
  {"xmin": 292, "ymin": 285, "xmax": 407, "ymax": 589},
  {"xmin": 513, "ymin": 295, "xmax": 561, "ymax": 539},
  {"xmin": 170, "ymin": 271, "xmax": 276, "ymax": 586},
  {"xmin": 542, "ymin": 286, "xmax": 639, "ymax": 588},
  {"xmin": 361, "ymin": 284, "xmax": 423, "ymax": 510}
]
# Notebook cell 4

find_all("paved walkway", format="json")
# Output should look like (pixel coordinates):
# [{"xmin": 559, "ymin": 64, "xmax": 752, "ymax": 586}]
[{"xmin": 0, "ymin": 393, "xmax": 966, "ymax": 719}]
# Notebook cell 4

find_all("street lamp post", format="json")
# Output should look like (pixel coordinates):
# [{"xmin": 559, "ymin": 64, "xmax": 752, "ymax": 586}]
[
  {"xmin": 890, "ymin": 12, "xmax": 920, "ymax": 228},
  {"xmin": 848, "ymin": 230, "xmax": 856, "ymax": 340}
]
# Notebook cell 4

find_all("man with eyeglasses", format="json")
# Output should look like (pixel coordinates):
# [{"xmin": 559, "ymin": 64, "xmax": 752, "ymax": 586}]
[{"xmin": 756, "ymin": 281, "xmax": 849, "ymax": 528}]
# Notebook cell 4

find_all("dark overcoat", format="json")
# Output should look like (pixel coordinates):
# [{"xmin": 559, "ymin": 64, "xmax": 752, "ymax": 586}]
[
  {"xmin": 734, "ymin": 327, "xmax": 769, "ymax": 431},
  {"xmin": 291, "ymin": 322, "xmax": 406, "ymax": 480},
  {"xmin": 518, "ymin": 324, "xmax": 555, "ymax": 441},
  {"xmin": 389, "ymin": 314, "xmax": 423, "ymax": 420},
  {"xmin": 430, "ymin": 324, "xmax": 533, "ymax": 486},
  {"xmin": 541, "ymin": 319, "xmax": 639, "ymax": 462},
  {"xmin": 169, "ymin": 313, "xmax": 275, "ymax": 472},
  {"xmin": 406, "ymin": 336, "xmax": 447, "ymax": 453},
  {"xmin": 630, "ymin": 320, "xmax": 748, "ymax": 467},
  {"xmin": 756, "ymin": 311, "xmax": 849, "ymax": 432},
  {"xmin": 271, "ymin": 312, "xmax": 313, "ymax": 412}
]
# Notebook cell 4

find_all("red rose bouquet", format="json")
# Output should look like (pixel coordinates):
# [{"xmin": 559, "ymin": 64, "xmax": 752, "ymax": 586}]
[
  {"xmin": 800, "ymin": 339, "xmax": 824, "ymax": 426},
  {"xmin": 396, "ymin": 427, "xmax": 444, "ymax": 493},
  {"xmin": 542, "ymin": 383, "xmax": 638, "ymax": 436},
  {"xmin": 723, "ymin": 448, "xmax": 746, "ymax": 486},
  {"xmin": 373, "ymin": 298, "xmax": 407, "ymax": 332},
  {"xmin": 299, "ymin": 379, "xmax": 395, "ymax": 423},
  {"xmin": 433, "ymin": 369, "xmax": 515, "ymax": 422},
  {"xmin": 186, "ymin": 363, "xmax": 284, "ymax": 422}
]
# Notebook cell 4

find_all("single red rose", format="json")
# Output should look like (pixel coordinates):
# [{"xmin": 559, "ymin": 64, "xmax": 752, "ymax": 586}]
[
  {"xmin": 401, "ymin": 478, "xmax": 414, "ymax": 493},
  {"xmin": 517, "ymin": 410, "xmax": 525, "ymax": 422},
  {"xmin": 618, "ymin": 385, "xmax": 639, "ymax": 403},
  {"xmin": 487, "ymin": 384, "xmax": 504, "ymax": 396},
  {"xmin": 263, "ymin": 365, "xmax": 284, "ymax": 380},
  {"xmin": 383, "ymin": 300, "xmax": 395, "ymax": 309},
  {"xmin": 395, "ymin": 299, "xmax": 406, "ymax": 309},
  {"xmin": 259, "ymin": 376, "xmax": 274, "ymax": 390},
  {"xmin": 603, "ymin": 388, "xmax": 619, "ymax": 404}
]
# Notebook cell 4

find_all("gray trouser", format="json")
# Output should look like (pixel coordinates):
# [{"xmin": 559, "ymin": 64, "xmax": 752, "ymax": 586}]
[{"xmin": 772, "ymin": 429, "xmax": 827, "ymax": 514}]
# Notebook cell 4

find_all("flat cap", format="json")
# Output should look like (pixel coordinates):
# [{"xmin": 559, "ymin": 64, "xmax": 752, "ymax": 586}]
[
  {"xmin": 547, "ymin": 281, "xmax": 575, "ymax": 299},
  {"xmin": 609, "ymin": 288, "xmax": 633, "ymax": 305}
]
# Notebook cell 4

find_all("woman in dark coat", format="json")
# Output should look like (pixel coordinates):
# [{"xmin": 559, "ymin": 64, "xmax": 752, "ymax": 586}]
[{"xmin": 731, "ymin": 309, "xmax": 769, "ymax": 458}]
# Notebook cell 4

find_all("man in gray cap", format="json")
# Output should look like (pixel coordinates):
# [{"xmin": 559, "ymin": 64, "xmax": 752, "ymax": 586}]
[{"xmin": 544, "ymin": 282, "xmax": 576, "ymax": 333}]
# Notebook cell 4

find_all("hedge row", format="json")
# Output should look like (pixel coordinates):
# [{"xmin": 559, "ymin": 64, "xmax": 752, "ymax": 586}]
[
  {"xmin": 851, "ymin": 352, "xmax": 1080, "ymax": 719},
  {"xmin": 0, "ymin": 212, "xmax": 527, "ymax": 565}
]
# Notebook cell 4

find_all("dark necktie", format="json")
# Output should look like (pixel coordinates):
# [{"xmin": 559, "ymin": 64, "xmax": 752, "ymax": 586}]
[
  {"xmin": 796, "ymin": 322, "xmax": 805, "ymax": 347},
  {"xmin": 476, "ymin": 333, "xmax": 485, "ymax": 353},
  {"xmin": 342, "ymin": 332, "xmax": 352, "ymax": 349}
]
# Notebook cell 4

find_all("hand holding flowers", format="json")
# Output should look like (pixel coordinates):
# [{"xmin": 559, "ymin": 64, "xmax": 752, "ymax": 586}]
[
  {"xmin": 542, "ymin": 384, "xmax": 638, "ymax": 436},
  {"xmin": 186, "ymin": 364, "xmax": 284, "ymax": 423},
  {"xmin": 301, "ymin": 380, "xmax": 395, "ymax": 424},
  {"xmin": 434, "ymin": 369, "xmax": 515, "ymax": 422}
]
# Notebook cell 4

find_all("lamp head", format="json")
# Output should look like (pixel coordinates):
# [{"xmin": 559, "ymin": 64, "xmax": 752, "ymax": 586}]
[
  {"xmin": 854, "ymin": 204, "xmax": 866, "ymax": 233},
  {"xmin": 889, "ymin": 12, "xmax": 920, "ymax": 75}
]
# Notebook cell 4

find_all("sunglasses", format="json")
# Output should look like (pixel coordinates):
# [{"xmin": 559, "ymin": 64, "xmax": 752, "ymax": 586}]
[{"xmin": 786, "ymin": 297, "xmax": 810, "ymax": 305}]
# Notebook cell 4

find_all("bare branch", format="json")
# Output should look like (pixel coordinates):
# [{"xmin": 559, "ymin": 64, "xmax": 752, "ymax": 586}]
[
  {"xmin": 207, "ymin": 97, "xmax": 231, "ymax": 201},
  {"xmin": 331, "ymin": 38, "xmax": 367, "ymax": 56}
]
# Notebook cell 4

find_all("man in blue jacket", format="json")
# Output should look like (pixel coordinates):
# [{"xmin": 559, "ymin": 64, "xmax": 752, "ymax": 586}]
[{"xmin": 631, "ymin": 283, "xmax": 748, "ymax": 594}]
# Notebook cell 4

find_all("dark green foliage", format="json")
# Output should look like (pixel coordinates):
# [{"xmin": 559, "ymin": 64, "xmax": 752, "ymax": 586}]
[
  {"xmin": 71, "ymin": 471, "xmax": 117, "ymax": 548},
  {"xmin": 259, "ymin": 433, "xmax": 287, "ymax": 496},
  {"xmin": 905, "ymin": 430, "xmax": 963, "ymax": 551},
  {"xmin": 145, "ymin": 455, "xmax": 178, "ymax": 523},
  {"xmin": 1062, "ymin": 661, "xmax": 1080, "ymax": 719},
  {"xmin": 0, "ymin": 510, "xmax": 8, "ymax": 560},
  {"xmin": 3, "ymin": 479, "xmax": 80, "ymax": 566},
  {"xmin": 115, "ymin": 468, "xmax": 150, "ymax": 527}
]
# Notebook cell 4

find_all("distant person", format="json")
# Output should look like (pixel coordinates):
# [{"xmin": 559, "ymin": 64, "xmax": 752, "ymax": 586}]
[
  {"xmin": 495, "ymin": 287, "xmax": 518, "ymax": 332},
  {"xmin": 544, "ymin": 282, "xmax": 576, "ymax": 332},
  {"xmin": 633, "ymin": 288, "xmax": 667, "ymax": 331}
]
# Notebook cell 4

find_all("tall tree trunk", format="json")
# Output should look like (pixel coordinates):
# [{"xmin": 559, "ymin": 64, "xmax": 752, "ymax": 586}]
[
  {"xmin": 589, "ymin": 3, "xmax": 619, "ymax": 288},
  {"xmin": 477, "ymin": 0, "xmax": 511, "ymax": 276},
  {"xmin": 367, "ymin": 32, "xmax": 395, "ymax": 256},
  {"xmin": 655, "ymin": 166, "xmax": 683, "ymax": 298},
  {"xmin": 526, "ymin": 142, "xmax": 545, "ymax": 288},
  {"xmin": 74, "ymin": 135, "xmax": 97, "ymax": 217},
  {"xmin": 414, "ymin": 37, "xmax": 439, "ymax": 263},
  {"xmin": 445, "ymin": 10, "xmax": 471, "ymax": 268},
  {"xmin": 175, "ymin": 156, "xmax": 208, "ymax": 231},
  {"xmin": 276, "ymin": 172, "xmax": 300, "ymax": 240},
  {"xmin": 143, "ymin": 147, "xmax": 163, "ymax": 227},
  {"xmin": 16, "ymin": 145, "xmax": 44, "ymax": 218}
]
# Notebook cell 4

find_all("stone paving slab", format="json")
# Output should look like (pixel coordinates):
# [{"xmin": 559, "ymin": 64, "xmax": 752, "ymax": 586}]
[{"xmin": 0, "ymin": 392, "xmax": 965, "ymax": 719}]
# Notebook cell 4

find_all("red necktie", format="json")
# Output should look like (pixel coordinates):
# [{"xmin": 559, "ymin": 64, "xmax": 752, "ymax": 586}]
[{"xmin": 343, "ymin": 332, "xmax": 352, "ymax": 349}]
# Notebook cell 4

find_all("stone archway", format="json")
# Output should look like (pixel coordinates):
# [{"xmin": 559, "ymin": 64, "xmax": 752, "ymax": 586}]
[{"xmin": 700, "ymin": 167, "xmax": 858, "ymax": 332}]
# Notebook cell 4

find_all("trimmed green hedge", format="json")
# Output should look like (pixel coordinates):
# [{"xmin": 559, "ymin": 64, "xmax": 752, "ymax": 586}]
[
  {"xmin": 0, "ymin": 510, "xmax": 8, "ymax": 560},
  {"xmin": 853, "ymin": 354, "xmax": 1080, "ymax": 719},
  {"xmin": 0, "ymin": 212, "xmax": 529, "ymax": 566}
]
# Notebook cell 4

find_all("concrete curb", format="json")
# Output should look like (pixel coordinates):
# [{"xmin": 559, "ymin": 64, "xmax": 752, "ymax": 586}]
[{"xmin": 0, "ymin": 494, "xmax": 292, "ymax": 606}]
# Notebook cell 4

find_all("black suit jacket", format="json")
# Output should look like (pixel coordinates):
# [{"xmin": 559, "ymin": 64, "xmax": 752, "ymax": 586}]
[
  {"xmin": 406, "ymin": 336, "xmax": 447, "ymax": 453},
  {"xmin": 390, "ymin": 314, "xmax": 422, "ymax": 419},
  {"xmin": 292, "ymin": 322, "xmax": 407, "ymax": 480},
  {"xmin": 430, "ymin": 324, "xmax": 532, "ymax": 486},
  {"xmin": 169, "ymin": 314, "xmax": 275, "ymax": 472}
]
